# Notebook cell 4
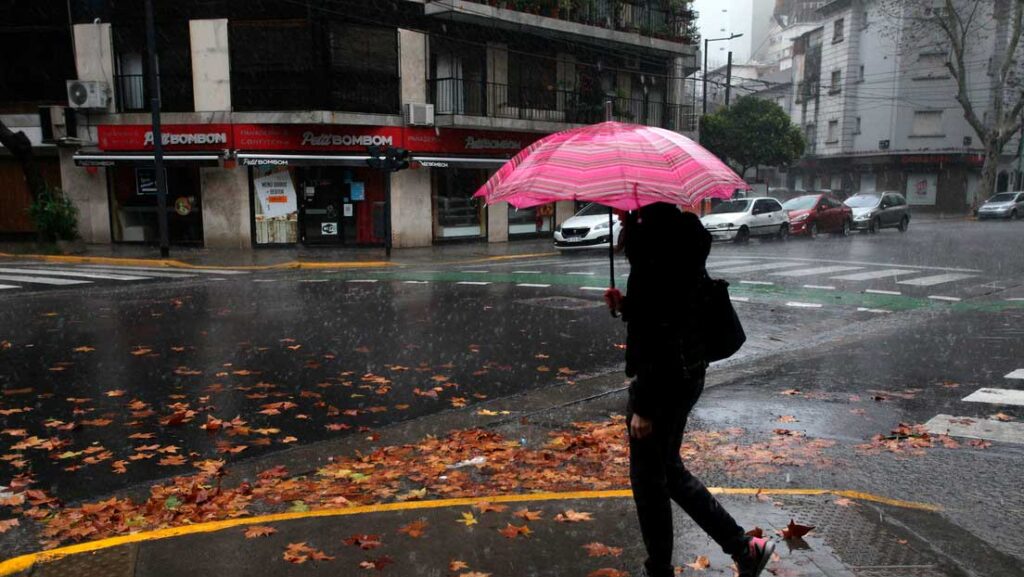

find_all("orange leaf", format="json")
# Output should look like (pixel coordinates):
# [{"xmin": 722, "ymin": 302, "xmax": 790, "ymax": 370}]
[
  {"xmin": 358, "ymin": 555, "xmax": 393, "ymax": 570},
  {"xmin": 0, "ymin": 519, "xmax": 19, "ymax": 534},
  {"xmin": 459, "ymin": 573, "xmax": 491, "ymax": 577},
  {"xmin": 245, "ymin": 525, "xmax": 278, "ymax": 538},
  {"xmin": 344, "ymin": 534, "xmax": 382, "ymax": 550},
  {"xmin": 449, "ymin": 560, "xmax": 469, "ymax": 572},
  {"xmin": 685, "ymin": 555, "xmax": 711, "ymax": 571},
  {"xmin": 398, "ymin": 519, "xmax": 428, "ymax": 538},
  {"xmin": 513, "ymin": 508, "xmax": 543, "ymax": 521},
  {"xmin": 833, "ymin": 498, "xmax": 856, "ymax": 507},
  {"xmin": 777, "ymin": 415, "xmax": 798, "ymax": 423},
  {"xmin": 158, "ymin": 455, "xmax": 187, "ymax": 466},
  {"xmin": 582, "ymin": 542, "xmax": 623, "ymax": 557},
  {"xmin": 497, "ymin": 523, "xmax": 532, "ymax": 539},
  {"xmin": 588, "ymin": 569, "xmax": 628, "ymax": 577},
  {"xmin": 780, "ymin": 519, "xmax": 814, "ymax": 540},
  {"xmin": 554, "ymin": 509, "xmax": 593, "ymax": 523},
  {"xmin": 473, "ymin": 501, "xmax": 508, "ymax": 513},
  {"xmin": 110, "ymin": 460, "xmax": 128, "ymax": 474}
]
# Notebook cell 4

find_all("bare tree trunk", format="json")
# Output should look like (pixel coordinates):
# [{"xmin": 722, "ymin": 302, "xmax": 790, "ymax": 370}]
[
  {"xmin": 979, "ymin": 144, "xmax": 1002, "ymax": 199},
  {"xmin": 0, "ymin": 118, "xmax": 47, "ymax": 203}
]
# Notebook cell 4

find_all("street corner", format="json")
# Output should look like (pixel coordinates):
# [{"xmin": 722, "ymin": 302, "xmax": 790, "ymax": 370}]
[{"xmin": 0, "ymin": 490, "xmax": 958, "ymax": 577}]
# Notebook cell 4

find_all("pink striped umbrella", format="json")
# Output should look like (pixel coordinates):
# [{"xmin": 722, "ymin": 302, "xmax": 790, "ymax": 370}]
[{"xmin": 474, "ymin": 121, "xmax": 747, "ymax": 211}]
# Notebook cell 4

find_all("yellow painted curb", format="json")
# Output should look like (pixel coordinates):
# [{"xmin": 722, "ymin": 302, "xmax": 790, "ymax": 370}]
[
  {"xmin": 0, "ymin": 487, "xmax": 939, "ymax": 575},
  {"xmin": 445, "ymin": 251, "xmax": 559, "ymax": 265},
  {"xmin": 0, "ymin": 253, "xmax": 392, "ymax": 271}
]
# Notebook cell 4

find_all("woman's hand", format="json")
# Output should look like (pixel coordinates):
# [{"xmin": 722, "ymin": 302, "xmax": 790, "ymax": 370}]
[
  {"xmin": 604, "ymin": 288, "xmax": 623, "ymax": 314},
  {"xmin": 630, "ymin": 414, "xmax": 652, "ymax": 439}
]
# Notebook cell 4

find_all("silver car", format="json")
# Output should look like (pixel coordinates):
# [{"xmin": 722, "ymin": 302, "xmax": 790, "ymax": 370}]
[
  {"xmin": 844, "ymin": 192, "xmax": 911, "ymax": 233},
  {"xmin": 976, "ymin": 191, "xmax": 1024, "ymax": 220}
]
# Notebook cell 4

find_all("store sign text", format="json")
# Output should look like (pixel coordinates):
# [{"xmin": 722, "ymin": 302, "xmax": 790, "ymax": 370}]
[
  {"xmin": 241, "ymin": 158, "xmax": 290, "ymax": 166},
  {"xmin": 464, "ymin": 136, "xmax": 522, "ymax": 150},
  {"xmin": 300, "ymin": 133, "xmax": 393, "ymax": 147},
  {"xmin": 143, "ymin": 131, "xmax": 229, "ymax": 147}
]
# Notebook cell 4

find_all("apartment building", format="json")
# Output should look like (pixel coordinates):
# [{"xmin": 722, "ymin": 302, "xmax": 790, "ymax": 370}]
[{"xmin": 6, "ymin": 0, "xmax": 699, "ymax": 249}]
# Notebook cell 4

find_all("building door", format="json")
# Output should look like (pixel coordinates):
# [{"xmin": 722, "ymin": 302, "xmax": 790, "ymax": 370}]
[{"xmin": 300, "ymin": 183, "xmax": 343, "ymax": 244}]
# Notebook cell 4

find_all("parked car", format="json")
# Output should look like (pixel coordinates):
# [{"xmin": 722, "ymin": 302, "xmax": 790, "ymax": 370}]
[
  {"xmin": 782, "ymin": 193, "xmax": 853, "ymax": 237},
  {"xmin": 976, "ymin": 191, "xmax": 1024, "ymax": 220},
  {"xmin": 700, "ymin": 197, "xmax": 790, "ymax": 243},
  {"xmin": 553, "ymin": 203, "xmax": 622, "ymax": 250},
  {"xmin": 844, "ymin": 192, "xmax": 910, "ymax": 233}
]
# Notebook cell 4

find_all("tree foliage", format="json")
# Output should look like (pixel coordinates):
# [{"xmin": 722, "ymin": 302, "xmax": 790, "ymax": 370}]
[{"xmin": 699, "ymin": 97, "xmax": 805, "ymax": 177}]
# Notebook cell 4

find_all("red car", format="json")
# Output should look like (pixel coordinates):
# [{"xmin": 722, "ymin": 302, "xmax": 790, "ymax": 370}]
[{"xmin": 782, "ymin": 193, "xmax": 853, "ymax": 237}]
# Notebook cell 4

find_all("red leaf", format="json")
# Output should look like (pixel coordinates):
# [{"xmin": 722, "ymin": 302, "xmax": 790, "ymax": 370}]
[{"xmin": 780, "ymin": 519, "xmax": 814, "ymax": 540}]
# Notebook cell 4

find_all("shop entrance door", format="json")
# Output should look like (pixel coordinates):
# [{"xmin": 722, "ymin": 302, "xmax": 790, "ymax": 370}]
[{"xmin": 301, "ymin": 184, "xmax": 343, "ymax": 244}]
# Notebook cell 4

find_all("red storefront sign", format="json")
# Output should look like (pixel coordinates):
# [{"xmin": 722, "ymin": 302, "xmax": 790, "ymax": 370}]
[
  {"xmin": 404, "ymin": 127, "xmax": 539, "ymax": 156},
  {"xmin": 233, "ymin": 124, "xmax": 404, "ymax": 151},
  {"xmin": 98, "ymin": 124, "xmax": 233, "ymax": 151}
]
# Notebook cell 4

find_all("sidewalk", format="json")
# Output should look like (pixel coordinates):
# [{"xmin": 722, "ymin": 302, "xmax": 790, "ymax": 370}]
[{"xmin": 0, "ymin": 239, "xmax": 558, "ymax": 270}]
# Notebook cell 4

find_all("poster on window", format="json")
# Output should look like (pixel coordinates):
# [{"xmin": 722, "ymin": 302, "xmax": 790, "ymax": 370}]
[
  {"xmin": 905, "ymin": 173, "xmax": 937, "ymax": 205},
  {"xmin": 255, "ymin": 168, "xmax": 298, "ymax": 218}
]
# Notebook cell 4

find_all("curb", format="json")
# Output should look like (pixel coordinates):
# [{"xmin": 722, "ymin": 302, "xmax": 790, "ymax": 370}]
[{"xmin": 0, "ymin": 253, "xmax": 394, "ymax": 271}]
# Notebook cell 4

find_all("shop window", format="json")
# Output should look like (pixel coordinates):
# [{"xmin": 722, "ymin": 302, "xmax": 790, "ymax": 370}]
[
  {"xmin": 108, "ymin": 166, "xmax": 204, "ymax": 245},
  {"xmin": 432, "ymin": 169, "xmax": 488, "ymax": 240},
  {"xmin": 508, "ymin": 204, "xmax": 554, "ymax": 237},
  {"xmin": 253, "ymin": 166, "xmax": 299, "ymax": 245}
]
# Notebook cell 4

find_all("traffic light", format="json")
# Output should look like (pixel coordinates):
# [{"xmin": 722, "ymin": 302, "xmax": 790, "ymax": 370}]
[
  {"xmin": 366, "ymin": 146, "xmax": 411, "ymax": 172},
  {"xmin": 389, "ymin": 147, "xmax": 411, "ymax": 171},
  {"xmin": 366, "ymin": 145, "xmax": 385, "ymax": 170}
]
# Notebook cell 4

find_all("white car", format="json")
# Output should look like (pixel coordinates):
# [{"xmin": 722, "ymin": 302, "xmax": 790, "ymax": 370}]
[
  {"xmin": 554, "ymin": 203, "xmax": 623, "ymax": 250},
  {"xmin": 700, "ymin": 197, "xmax": 790, "ymax": 243},
  {"xmin": 976, "ymin": 191, "xmax": 1024, "ymax": 220}
]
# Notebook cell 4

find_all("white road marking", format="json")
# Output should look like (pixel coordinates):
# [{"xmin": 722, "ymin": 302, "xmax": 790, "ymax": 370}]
[
  {"xmin": 460, "ymin": 270, "xmax": 490, "ymax": 274},
  {"xmin": 1006, "ymin": 298, "xmax": 1024, "ymax": 302},
  {"xmin": 253, "ymin": 279, "xmax": 278, "ymax": 283},
  {"xmin": 75, "ymin": 264, "xmax": 247, "ymax": 275},
  {"xmin": 785, "ymin": 301, "xmax": 823, "ymax": 308},
  {"xmin": 729, "ymin": 296, "xmax": 750, "ymax": 302},
  {"xmin": 720, "ymin": 254, "xmax": 981, "ymax": 273},
  {"xmin": 705, "ymin": 259, "xmax": 758, "ymax": 269},
  {"xmin": 856, "ymin": 307, "xmax": 891, "ymax": 313},
  {"xmin": 403, "ymin": 280, "xmax": 430, "ymax": 284},
  {"xmin": 0, "ymin": 284, "xmax": 20, "ymax": 290},
  {"xmin": 713, "ymin": 262, "xmax": 808, "ymax": 274},
  {"xmin": 0, "ymin": 274, "xmax": 90, "ymax": 286},
  {"xmin": 1005, "ymin": 369, "xmax": 1024, "ymax": 380},
  {"xmin": 925, "ymin": 414, "xmax": 1024, "ymax": 445},
  {"xmin": 865, "ymin": 289, "xmax": 901, "ymax": 296},
  {"xmin": 567, "ymin": 271, "xmax": 596, "ymax": 276},
  {"xmin": 0, "ymin": 267, "xmax": 150, "ymax": 281},
  {"xmin": 803, "ymin": 284, "xmax": 836, "ymax": 290},
  {"xmin": 897, "ymin": 273, "xmax": 977, "ymax": 287},
  {"xmin": 771, "ymin": 265, "xmax": 863, "ymax": 277},
  {"xmin": 511, "ymin": 271, "xmax": 543, "ymax": 274},
  {"xmin": 739, "ymin": 280, "xmax": 774, "ymax": 286},
  {"xmin": 516, "ymin": 283, "xmax": 551, "ymax": 288},
  {"xmin": 580, "ymin": 286, "xmax": 607, "ymax": 292},
  {"xmin": 831, "ymin": 269, "xmax": 917, "ymax": 281},
  {"xmin": 300, "ymin": 279, "xmax": 329, "ymax": 283},
  {"xmin": 68, "ymin": 267, "xmax": 196, "ymax": 279},
  {"xmin": 963, "ymin": 388, "xmax": 1024, "ymax": 407},
  {"xmin": 457, "ymin": 281, "xmax": 491, "ymax": 286},
  {"xmin": 346, "ymin": 279, "xmax": 379, "ymax": 283},
  {"xmin": 928, "ymin": 295, "xmax": 962, "ymax": 302}
]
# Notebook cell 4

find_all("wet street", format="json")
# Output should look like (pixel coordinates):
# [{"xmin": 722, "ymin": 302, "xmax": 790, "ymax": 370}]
[{"xmin": 2, "ymin": 216, "xmax": 1023, "ymax": 573}]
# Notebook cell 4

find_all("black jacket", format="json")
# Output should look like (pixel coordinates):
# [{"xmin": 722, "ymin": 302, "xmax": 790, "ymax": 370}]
[{"xmin": 619, "ymin": 205, "xmax": 711, "ymax": 418}]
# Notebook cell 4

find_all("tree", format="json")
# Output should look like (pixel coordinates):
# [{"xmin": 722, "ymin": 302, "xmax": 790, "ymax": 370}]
[
  {"xmin": 0, "ymin": 118, "xmax": 47, "ymax": 204},
  {"xmin": 699, "ymin": 96, "xmax": 805, "ymax": 178},
  {"xmin": 884, "ymin": 0, "xmax": 1024, "ymax": 199}
]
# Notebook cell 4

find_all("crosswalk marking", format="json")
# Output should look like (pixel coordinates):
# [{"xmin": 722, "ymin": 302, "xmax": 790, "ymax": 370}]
[
  {"xmin": 897, "ymin": 273, "xmax": 977, "ymax": 287},
  {"xmin": 0, "ymin": 274, "xmax": 90, "ymax": 286},
  {"xmin": 713, "ymin": 262, "xmax": 807, "ymax": 274},
  {"xmin": 516, "ymin": 283, "xmax": 551, "ymax": 288},
  {"xmin": 786, "ymin": 301, "xmax": 823, "ymax": 308},
  {"xmin": 705, "ymin": 259, "xmax": 758, "ymax": 270},
  {"xmin": 925, "ymin": 414, "xmax": 1024, "ymax": 445},
  {"xmin": 0, "ymin": 267, "xmax": 149, "ymax": 281},
  {"xmin": 75, "ymin": 264, "xmax": 247, "ymax": 275},
  {"xmin": 771, "ymin": 265, "xmax": 863, "ymax": 277},
  {"xmin": 567, "ymin": 271, "xmax": 595, "ymax": 276},
  {"xmin": 580, "ymin": 286, "xmax": 606, "ymax": 292},
  {"xmin": 740, "ymin": 280, "xmax": 774, "ymax": 286},
  {"xmin": 346, "ymin": 279, "xmax": 378, "ymax": 283},
  {"xmin": 928, "ymin": 295, "xmax": 961, "ymax": 302},
  {"xmin": 457, "ymin": 281, "xmax": 491, "ymax": 286},
  {"xmin": 0, "ymin": 285, "xmax": 19, "ymax": 290},
  {"xmin": 803, "ymin": 284, "xmax": 836, "ymax": 290},
  {"xmin": 830, "ymin": 269, "xmax": 917, "ymax": 281},
  {"xmin": 865, "ymin": 289, "xmax": 901, "ymax": 295},
  {"xmin": 511, "ymin": 271, "xmax": 543, "ymax": 274},
  {"xmin": 1004, "ymin": 369, "xmax": 1024, "ymax": 379},
  {"xmin": 67, "ymin": 267, "xmax": 196, "ymax": 279},
  {"xmin": 856, "ymin": 307, "xmax": 890, "ymax": 313},
  {"xmin": 963, "ymin": 388, "xmax": 1024, "ymax": 407},
  {"xmin": 403, "ymin": 280, "xmax": 430, "ymax": 285}
]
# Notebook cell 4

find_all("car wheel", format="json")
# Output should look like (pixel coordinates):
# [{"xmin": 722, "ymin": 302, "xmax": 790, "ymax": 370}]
[
  {"xmin": 778, "ymin": 224, "xmax": 790, "ymax": 241},
  {"xmin": 1012, "ymin": 210, "xmax": 1019, "ymax": 221},
  {"xmin": 868, "ymin": 217, "xmax": 879, "ymax": 234},
  {"xmin": 836, "ymin": 220, "xmax": 850, "ymax": 237},
  {"xmin": 734, "ymin": 226, "xmax": 750, "ymax": 244},
  {"xmin": 898, "ymin": 216, "xmax": 909, "ymax": 232},
  {"xmin": 808, "ymin": 222, "xmax": 818, "ymax": 239}
]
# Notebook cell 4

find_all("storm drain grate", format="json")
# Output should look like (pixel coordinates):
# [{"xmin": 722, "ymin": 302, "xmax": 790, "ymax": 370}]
[{"xmin": 32, "ymin": 544, "xmax": 136, "ymax": 577}]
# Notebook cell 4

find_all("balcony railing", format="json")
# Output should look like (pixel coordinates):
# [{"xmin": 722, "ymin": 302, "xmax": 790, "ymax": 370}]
[
  {"xmin": 114, "ymin": 73, "xmax": 194, "ymax": 113},
  {"xmin": 459, "ymin": 0, "xmax": 697, "ymax": 43},
  {"xmin": 430, "ymin": 78, "xmax": 697, "ymax": 132}
]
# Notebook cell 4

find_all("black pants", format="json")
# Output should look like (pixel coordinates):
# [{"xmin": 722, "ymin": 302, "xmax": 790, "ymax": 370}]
[{"xmin": 627, "ymin": 366, "xmax": 747, "ymax": 577}]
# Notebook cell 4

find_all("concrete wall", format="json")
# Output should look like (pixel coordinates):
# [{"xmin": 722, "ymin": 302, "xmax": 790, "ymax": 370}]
[
  {"xmin": 73, "ymin": 23, "xmax": 116, "ymax": 113},
  {"xmin": 190, "ymin": 19, "xmax": 232, "ymax": 112},
  {"xmin": 59, "ymin": 149, "xmax": 110, "ymax": 244},
  {"xmin": 487, "ymin": 201, "xmax": 509, "ymax": 242},
  {"xmin": 400, "ymin": 29, "xmax": 428, "ymax": 104},
  {"xmin": 200, "ymin": 166, "xmax": 250, "ymax": 249},
  {"xmin": 390, "ymin": 169, "xmax": 432, "ymax": 248}
]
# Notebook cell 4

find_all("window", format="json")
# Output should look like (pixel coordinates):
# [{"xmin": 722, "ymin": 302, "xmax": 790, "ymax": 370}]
[
  {"xmin": 912, "ymin": 110, "xmax": 943, "ymax": 136},
  {"xmin": 830, "ymin": 69, "xmax": 842, "ymax": 94},
  {"xmin": 859, "ymin": 65, "xmax": 865, "ymax": 81},
  {"xmin": 915, "ymin": 53, "xmax": 949, "ymax": 79},
  {"xmin": 827, "ymin": 120, "xmax": 839, "ymax": 143},
  {"xmin": 833, "ymin": 19, "xmax": 844, "ymax": 42},
  {"xmin": 854, "ymin": 117, "xmax": 862, "ymax": 134},
  {"xmin": 508, "ymin": 49, "xmax": 558, "ymax": 110}
]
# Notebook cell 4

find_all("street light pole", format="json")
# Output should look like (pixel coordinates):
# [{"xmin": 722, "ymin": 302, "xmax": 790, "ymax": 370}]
[
  {"xmin": 725, "ymin": 51, "xmax": 733, "ymax": 107},
  {"xmin": 144, "ymin": 0, "xmax": 169, "ymax": 258},
  {"xmin": 701, "ymin": 33, "xmax": 743, "ymax": 117}
]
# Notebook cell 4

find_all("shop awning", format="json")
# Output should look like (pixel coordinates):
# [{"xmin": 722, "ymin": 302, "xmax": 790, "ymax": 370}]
[
  {"xmin": 411, "ymin": 156, "xmax": 511, "ymax": 169},
  {"xmin": 236, "ymin": 153, "xmax": 372, "ymax": 167},
  {"xmin": 73, "ymin": 150, "xmax": 224, "ymax": 167}
]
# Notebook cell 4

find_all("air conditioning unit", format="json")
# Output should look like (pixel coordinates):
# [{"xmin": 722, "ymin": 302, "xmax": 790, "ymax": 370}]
[
  {"xmin": 403, "ymin": 103, "xmax": 435, "ymax": 126},
  {"xmin": 66, "ymin": 80, "xmax": 110, "ymax": 110},
  {"xmin": 878, "ymin": 139, "xmax": 890, "ymax": 150}
]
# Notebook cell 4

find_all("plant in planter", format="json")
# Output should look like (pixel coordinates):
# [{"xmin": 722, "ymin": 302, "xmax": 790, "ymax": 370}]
[{"xmin": 28, "ymin": 188, "xmax": 79, "ymax": 243}]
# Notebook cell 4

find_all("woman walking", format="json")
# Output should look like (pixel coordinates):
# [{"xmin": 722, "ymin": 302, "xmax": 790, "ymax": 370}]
[{"xmin": 604, "ymin": 203, "xmax": 774, "ymax": 577}]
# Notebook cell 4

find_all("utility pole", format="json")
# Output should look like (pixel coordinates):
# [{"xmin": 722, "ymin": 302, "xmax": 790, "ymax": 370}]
[
  {"xmin": 144, "ymin": 0, "xmax": 169, "ymax": 258},
  {"xmin": 701, "ymin": 33, "xmax": 743, "ymax": 117},
  {"xmin": 367, "ymin": 146, "xmax": 411, "ymax": 258},
  {"xmin": 724, "ymin": 51, "xmax": 733, "ymax": 108}
]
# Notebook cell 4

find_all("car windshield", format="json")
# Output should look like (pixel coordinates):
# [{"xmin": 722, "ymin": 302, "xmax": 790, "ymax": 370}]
[
  {"xmin": 574, "ymin": 203, "xmax": 612, "ymax": 217},
  {"xmin": 988, "ymin": 193, "xmax": 1017, "ymax": 203},
  {"xmin": 782, "ymin": 196, "xmax": 820, "ymax": 211},
  {"xmin": 844, "ymin": 195, "xmax": 880, "ymax": 208},
  {"xmin": 711, "ymin": 200, "xmax": 752, "ymax": 214}
]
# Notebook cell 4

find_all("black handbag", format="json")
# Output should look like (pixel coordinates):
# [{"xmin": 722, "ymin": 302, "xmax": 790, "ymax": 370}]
[{"xmin": 699, "ymin": 270, "xmax": 746, "ymax": 362}]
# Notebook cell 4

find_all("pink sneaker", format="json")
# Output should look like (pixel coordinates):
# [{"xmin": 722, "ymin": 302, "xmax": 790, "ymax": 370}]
[{"xmin": 733, "ymin": 536, "xmax": 775, "ymax": 577}]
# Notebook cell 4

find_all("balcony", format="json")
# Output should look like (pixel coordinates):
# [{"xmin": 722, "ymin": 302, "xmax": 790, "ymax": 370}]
[
  {"xmin": 424, "ymin": 0, "xmax": 698, "ymax": 58},
  {"xmin": 430, "ymin": 78, "xmax": 697, "ymax": 132},
  {"xmin": 114, "ymin": 73, "xmax": 194, "ymax": 113}
]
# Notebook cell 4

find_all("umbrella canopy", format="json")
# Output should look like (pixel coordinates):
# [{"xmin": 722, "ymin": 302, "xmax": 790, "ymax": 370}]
[{"xmin": 474, "ymin": 121, "xmax": 748, "ymax": 211}]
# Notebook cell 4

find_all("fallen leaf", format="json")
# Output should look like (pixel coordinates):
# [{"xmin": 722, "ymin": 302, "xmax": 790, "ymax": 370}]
[
  {"xmin": 554, "ymin": 510, "xmax": 593, "ymax": 523},
  {"xmin": 777, "ymin": 415, "xmax": 798, "ymax": 423},
  {"xmin": 245, "ymin": 525, "xmax": 278, "ymax": 538},
  {"xmin": 498, "ymin": 523, "xmax": 532, "ymax": 539},
  {"xmin": 992, "ymin": 413, "xmax": 1014, "ymax": 422},
  {"xmin": 449, "ymin": 560, "xmax": 470, "ymax": 571},
  {"xmin": 158, "ymin": 455, "xmax": 187, "ymax": 466},
  {"xmin": 457, "ymin": 511, "xmax": 478, "ymax": 526},
  {"xmin": 513, "ymin": 508, "xmax": 543, "ymax": 521},
  {"xmin": 582, "ymin": 542, "xmax": 623, "ymax": 557},
  {"xmin": 588, "ymin": 569, "xmax": 628, "ymax": 577},
  {"xmin": 110, "ymin": 460, "xmax": 128, "ymax": 474},
  {"xmin": 344, "ymin": 534, "xmax": 382, "ymax": 550},
  {"xmin": 780, "ymin": 519, "xmax": 814, "ymax": 540},
  {"xmin": 473, "ymin": 501, "xmax": 508, "ymax": 513},
  {"xmin": 398, "ymin": 519, "xmax": 428, "ymax": 538},
  {"xmin": 358, "ymin": 556, "xmax": 393, "ymax": 570},
  {"xmin": 686, "ymin": 555, "xmax": 711, "ymax": 571},
  {"xmin": 74, "ymin": 346, "xmax": 95, "ymax": 353},
  {"xmin": 130, "ymin": 348, "xmax": 152, "ymax": 356},
  {"xmin": 0, "ymin": 519, "xmax": 19, "ymax": 534},
  {"xmin": 833, "ymin": 498, "xmax": 856, "ymax": 507},
  {"xmin": 780, "ymin": 389, "xmax": 801, "ymax": 396}
]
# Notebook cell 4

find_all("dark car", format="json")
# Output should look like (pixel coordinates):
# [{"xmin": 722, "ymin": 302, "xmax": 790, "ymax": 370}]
[
  {"xmin": 844, "ymin": 192, "xmax": 911, "ymax": 233},
  {"xmin": 782, "ymin": 193, "xmax": 853, "ymax": 237}
]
